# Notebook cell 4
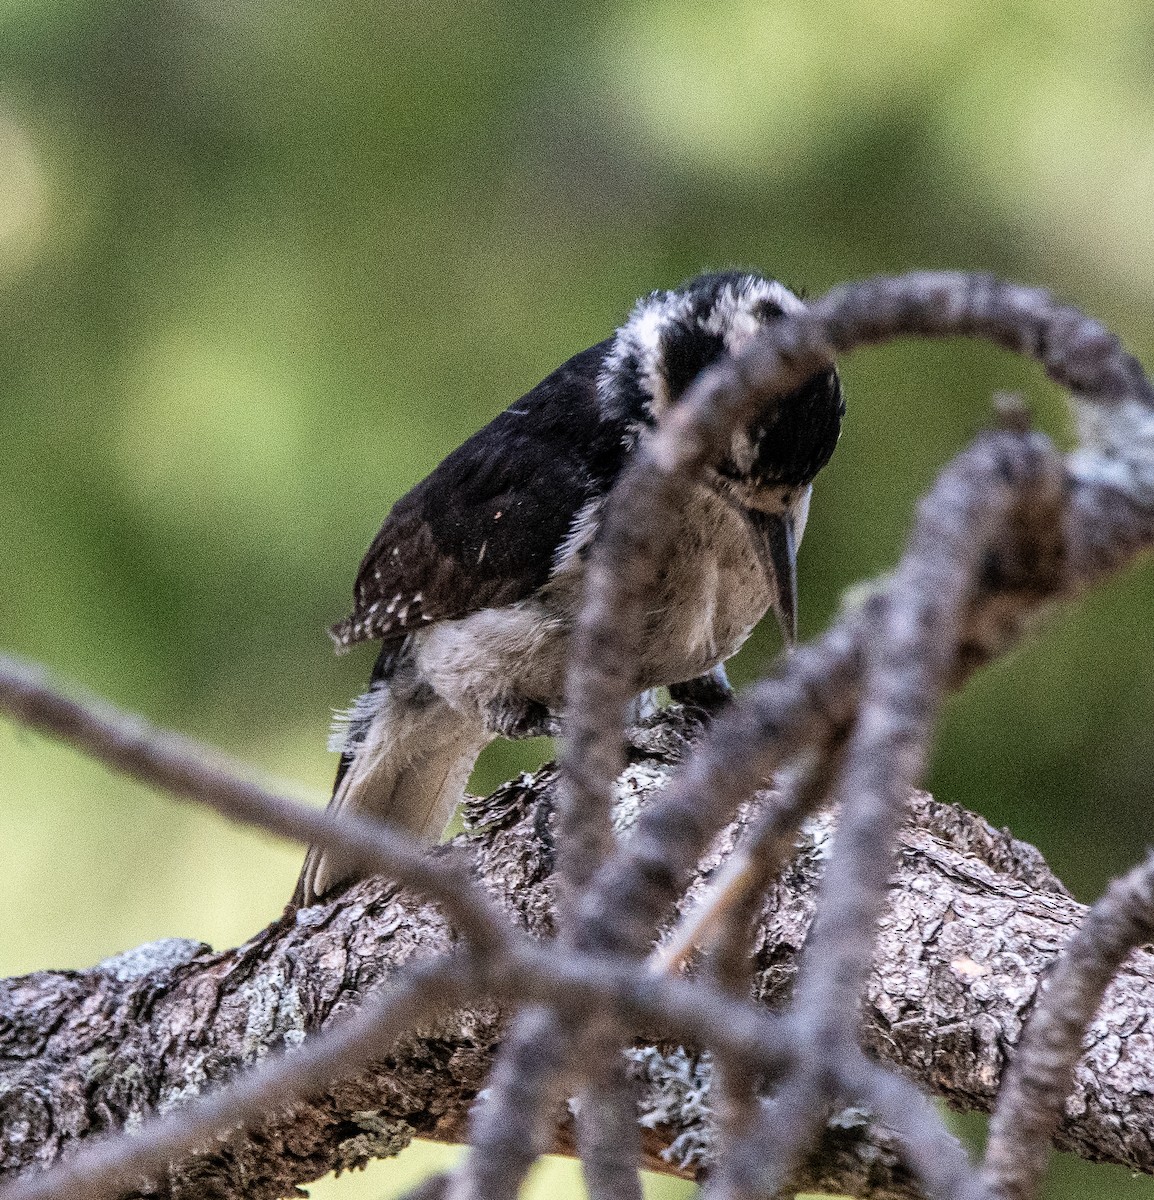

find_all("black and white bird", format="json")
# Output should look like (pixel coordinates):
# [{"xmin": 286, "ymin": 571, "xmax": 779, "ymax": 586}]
[{"xmin": 295, "ymin": 272, "xmax": 844, "ymax": 904}]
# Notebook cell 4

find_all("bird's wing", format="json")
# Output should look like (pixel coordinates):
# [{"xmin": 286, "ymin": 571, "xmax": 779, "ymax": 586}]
[{"xmin": 331, "ymin": 339, "xmax": 625, "ymax": 648}]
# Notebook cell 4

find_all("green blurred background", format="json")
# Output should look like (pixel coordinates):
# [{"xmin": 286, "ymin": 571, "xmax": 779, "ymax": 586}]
[{"xmin": 3, "ymin": 1, "xmax": 1154, "ymax": 1196}]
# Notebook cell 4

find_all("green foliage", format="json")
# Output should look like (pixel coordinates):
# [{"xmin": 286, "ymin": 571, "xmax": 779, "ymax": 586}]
[{"xmin": 1, "ymin": 2, "xmax": 1153, "ymax": 1195}]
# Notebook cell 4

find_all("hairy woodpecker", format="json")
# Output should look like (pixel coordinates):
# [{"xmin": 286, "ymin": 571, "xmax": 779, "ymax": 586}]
[{"xmin": 295, "ymin": 272, "xmax": 844, "ymax": 904}]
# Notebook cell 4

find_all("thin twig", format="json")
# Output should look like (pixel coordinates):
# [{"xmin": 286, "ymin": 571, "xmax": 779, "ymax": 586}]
[
  {"xmin": 573, "ymin": 1020, "xmax": 645, "ymax": 1200},
  {"xmin": 702, "ymin": 735, "xmax": 850, "ymax": 1200},
  {"xmin": 0, "ymin": 657, "xmax": 509, "ymax": 954},
  {"xmin": 447, "ymin": 1006, "xmax": 573, "ymax": 1200},
  {"xmin": 0, "ymin": 952, "xmax": 475, "ymax": 1200},
  {"xmin": 846, "ymin": 1058, "xmax": 981, "ymax": 1200},
  {"xmin": 792, "ymin": 432, "xmax": 1063, "ymax": 1047},
  {"xmin": 653, "ymin": 735, "xmax": 850, "ymax": 976},
  {"xmin": 983, "ymin": 849, "xmax": 1154, "ymax": 1200}
]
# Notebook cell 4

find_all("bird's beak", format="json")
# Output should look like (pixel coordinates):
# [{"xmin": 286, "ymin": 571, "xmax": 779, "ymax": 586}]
[{"xmin": 764, "ymin": 512, "xmax": 798, "ymax": 646}]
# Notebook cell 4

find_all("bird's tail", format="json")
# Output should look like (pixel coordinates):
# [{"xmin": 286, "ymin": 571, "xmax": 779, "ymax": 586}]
[{"xmin": 294, "ymin": 680, "xmax": 492, "ymax": 907}]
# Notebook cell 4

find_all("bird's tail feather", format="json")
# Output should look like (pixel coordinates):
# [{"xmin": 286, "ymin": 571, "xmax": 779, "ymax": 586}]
[{"xmin": 294, "ymin": 686, "xmax": 492, "ymax": 906}]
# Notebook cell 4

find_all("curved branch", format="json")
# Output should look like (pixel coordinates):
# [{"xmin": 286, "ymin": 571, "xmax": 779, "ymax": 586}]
[{"xmin": 0, "ymin": 714, "xmax": 1151, "ymax": 1200}]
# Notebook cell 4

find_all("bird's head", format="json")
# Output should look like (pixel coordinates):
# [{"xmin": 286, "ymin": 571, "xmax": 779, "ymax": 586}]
[{"xmin": 599, "ymin": 271, "xmax": 845, "ymax": 643}]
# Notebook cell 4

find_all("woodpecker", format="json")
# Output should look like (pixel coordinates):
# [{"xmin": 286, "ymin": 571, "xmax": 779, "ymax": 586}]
[{"xmin": 295, "ymin": 272, "xmax": 844, "ymax": 904}]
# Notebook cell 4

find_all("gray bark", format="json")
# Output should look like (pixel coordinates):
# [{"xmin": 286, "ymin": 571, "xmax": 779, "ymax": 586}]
[{"xmin": 0, "ymin": 711, "xmax": 1148, "ymax": 1199}]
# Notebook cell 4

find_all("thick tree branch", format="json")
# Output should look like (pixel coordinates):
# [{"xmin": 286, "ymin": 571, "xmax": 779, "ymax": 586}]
[{"xmin": 0, "ymin": 711, "xmax": 1149, "ymax": 1200}]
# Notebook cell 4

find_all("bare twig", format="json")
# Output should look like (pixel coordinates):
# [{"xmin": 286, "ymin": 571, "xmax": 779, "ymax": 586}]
[
  {"xmin": 846, "ymin": 1059, "xmax": 979, "ymax": 1200},
  {"xmin": 983, "ymin": 849, "xmax": 1154, "ymax": 1200},
  {"xmin": 447, "ymin": 1005, "xmax": 572, "ymax": 1200},
  {"xmin": 0, "ymin": 952, "xmax": 475, "ymax": 1200},
  {"xmin": 796, "ymin": 432, "xmax": 1063, "ymax": 1045},
  {"xmin": 703, "ymin": 736, "xmax": 850, "ymax": 1200},
  {"xmin": 573, "ymin": 1022, "xmax": 645, "ymax": 1200},
  {"xmin": 653, "ymin": 735, "xmax": 849, "ymax": 976},
  {"xmin": 0, "ymin": 657, "xmax": 508, "ymax": 955}
]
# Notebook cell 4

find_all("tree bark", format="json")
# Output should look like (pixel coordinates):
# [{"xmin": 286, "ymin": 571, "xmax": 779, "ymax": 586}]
[{"xmin": 0, "ymin": 711, "xmax": 1148, "ymax": 1199}]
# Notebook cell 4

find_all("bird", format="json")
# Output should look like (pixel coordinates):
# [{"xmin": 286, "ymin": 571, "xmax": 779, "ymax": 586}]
[{"xmin": 295, "ymin": 271, "xmax": 844, "ymax": 905}]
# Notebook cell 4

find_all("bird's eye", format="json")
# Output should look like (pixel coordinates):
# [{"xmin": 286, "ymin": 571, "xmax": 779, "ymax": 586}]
[{"xmin": 753, "ymin": 298, "xmax": 785, "ymax": 322}]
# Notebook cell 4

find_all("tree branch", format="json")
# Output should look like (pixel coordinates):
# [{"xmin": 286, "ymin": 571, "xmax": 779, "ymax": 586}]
[{"xmin": 1, "ymin": 710, "xmax": 1149, "ymax": 1200}]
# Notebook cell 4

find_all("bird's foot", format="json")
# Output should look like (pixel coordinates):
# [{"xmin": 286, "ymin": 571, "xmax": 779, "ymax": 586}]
[
  {"xmin": 668, "ymin": 665, "xmax": 735, "ymax": 719},
  {"xmin": 484, "ymin": 697, "xmax": 560, "ymax": 739}
]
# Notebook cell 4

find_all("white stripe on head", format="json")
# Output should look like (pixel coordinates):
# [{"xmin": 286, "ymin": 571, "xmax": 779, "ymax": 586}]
[
  {"xmin": 703, "ymin": 276, "xmax": 804, "ymax": 354},
  {"xmin": 597, "ymin": 286, "xmax": 692, "ymax": 418},
  {"xmin": 598, "ymin": 274, "xmax": 805, "ymax": 425}
]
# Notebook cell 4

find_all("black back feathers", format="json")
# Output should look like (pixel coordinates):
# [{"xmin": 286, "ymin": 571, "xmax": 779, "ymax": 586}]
[{"xmin": 331, "ymin": 341, "xmax": 629, "ymax": 648}]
